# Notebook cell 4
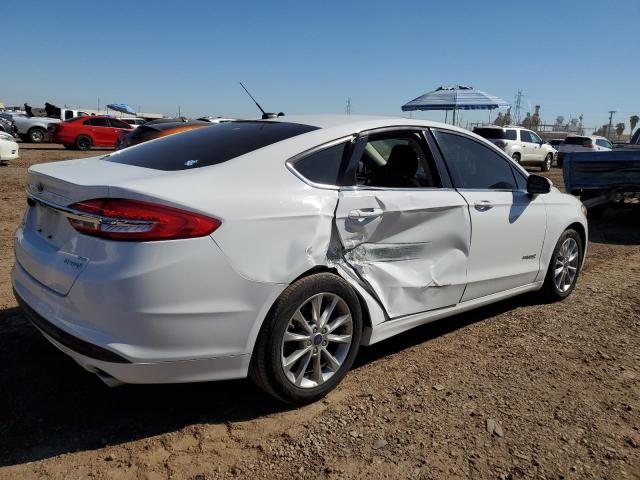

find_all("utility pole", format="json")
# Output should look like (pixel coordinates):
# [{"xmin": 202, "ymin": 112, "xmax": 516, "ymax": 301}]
[
  {"xmin": 514, "ymin": 90, "xmax": 523, "ymax": 125},
  {"xmin": 607, "ymin": 110, "xmax": 616, "ymax": 140},
  {"xmin": 345, "ymin": 97, "xmax": 351, "ymax": 115}
]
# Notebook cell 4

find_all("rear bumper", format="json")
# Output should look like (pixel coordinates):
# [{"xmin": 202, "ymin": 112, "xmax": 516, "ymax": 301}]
[
  {"xmin": 13, "ymin": 278, "xmax": 256, "ymax": 384},
  {"xmin": 11, "ymin": 231, "xmax": 286, "ymax": 384}
]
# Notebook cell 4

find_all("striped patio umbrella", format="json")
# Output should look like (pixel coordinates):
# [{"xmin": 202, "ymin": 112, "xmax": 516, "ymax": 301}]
[{"xmin": 401, "ymin": 85, "xmax": 510, "ymax": 125}]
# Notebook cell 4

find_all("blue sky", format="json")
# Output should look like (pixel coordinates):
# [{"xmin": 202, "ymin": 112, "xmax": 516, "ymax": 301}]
[{"xmin": 1, "ymin": 0, "xmax": 638, "ymax": 130}]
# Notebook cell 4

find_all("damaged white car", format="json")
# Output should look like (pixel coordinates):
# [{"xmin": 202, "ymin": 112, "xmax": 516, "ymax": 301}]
[{"xmin": 12, "ymin": 115, "xmax": 587, "ymax": 403}]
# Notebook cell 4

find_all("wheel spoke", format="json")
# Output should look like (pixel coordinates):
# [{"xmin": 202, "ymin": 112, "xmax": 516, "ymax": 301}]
[
  {"xmin": 311, "ymin": 295, "xmax": 323, "ymax": 324},
  {"xmin": 554, "ymin": 266, "xmax": 564, "ymax": 277},
  {"xmin": 318, "ymin": 295, "xmax": 338, "ymax": 329},
  {"xmin": 284, "ymin": 331, "xmax": 310, "ymax": 343},
  {"xmin": 321, "ymin": 347, "xmax": 341, "ymax": 371},
  {"xmin": 292, "ymin": 309, "xmax": 313, "ymax": 334},
  {"xmin": 313, "ymin": 352, "xmax": 323, "ymax": 385},
  {"xmin": 283, "ymin": 346, "xmax": 312, "ymax": 371},
  {"xmin": 327, "ymin": 314, "xmax": 351, "ymax": 334},
  {"xmin": 326, "ymin": 333, "xmax": 352, "ymax": 344},
  {"xmin": 294, "ymin": 351, "xmax": 312, "ymax": 386}
]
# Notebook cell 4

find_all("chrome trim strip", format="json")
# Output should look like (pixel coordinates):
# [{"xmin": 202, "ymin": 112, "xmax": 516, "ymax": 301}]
[{"xmin": 26, "ymin": 192, "xmax": 155, "ymax": 228}]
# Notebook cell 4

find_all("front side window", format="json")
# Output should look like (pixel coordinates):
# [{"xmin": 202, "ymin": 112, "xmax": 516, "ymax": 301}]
[
  {"xmin": 596, "ymin": 139, "xmax": 612, "ymax": 149},
  {"xmin": 109, "ymin": 119, "xmax": 131, "ymax": 129},
  {"xmin": 291, "ymin": 141, "xmax": 350, "ymax": 186},
  {"xmin": 433, "ymin": 130, "xmax": 517, "ymax": 190},
  {"xmin": 351, "ymin": 131, "xmax": 441, "ymax": 188},
  {"xmin": 530, "ymin": 132, "xmax": 542, "ymax": 143}
]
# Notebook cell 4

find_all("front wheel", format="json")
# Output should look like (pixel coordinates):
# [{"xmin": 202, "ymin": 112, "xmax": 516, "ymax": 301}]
[
  {"xmin": 250, "ymin": 273, "xmax": 362, "ymax": 404},
  {"xmin": 542, "ymin": 153, "xmax": 552, "ymax": 172},
  {"xmin": 540, "ymin": 228, "xmax": 583, "ymax": 301}
]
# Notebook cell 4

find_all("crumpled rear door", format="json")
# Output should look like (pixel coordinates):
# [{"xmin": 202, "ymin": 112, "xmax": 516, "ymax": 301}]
[{"xmin": 334, "ymin": 189, "xmax": 471, "ymax": 319}]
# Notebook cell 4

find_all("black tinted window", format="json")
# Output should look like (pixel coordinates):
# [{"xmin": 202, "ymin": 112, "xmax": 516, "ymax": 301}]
[
  {"xmin": 564, "ymin": 136, "xmax": 590, "ymax": 145},
  {"xmin": 85, "ymin": 118, "xmax": 109, "ymax": 127},
  {"xmin": 473, "ymin": 128, "xmax": 506, "ymax": 139},
  {"xmin": 292, "ymin": 142, "xmax": 349, "ymax": 185},
  {"xmin": 105, "ymin": 121, "xmax": 319, "ymax": 171},
  {"xmin": 434, "ymin": 130, "xmax": 516, "ymax": 190}
]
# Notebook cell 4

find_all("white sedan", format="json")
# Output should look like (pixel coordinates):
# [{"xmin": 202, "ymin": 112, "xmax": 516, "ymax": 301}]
[
  {"xmin": 12, "ymin": 115, "xmax": 587, "ymax": 403},
  {"xmin": 0, "ymin": 131, "xmax": 19, "ymax": 162}
]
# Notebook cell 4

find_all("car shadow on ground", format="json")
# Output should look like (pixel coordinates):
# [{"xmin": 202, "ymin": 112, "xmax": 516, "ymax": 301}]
[{"xmin": 0, "ymin": 292, "xmax": 540, "ymax": 467}]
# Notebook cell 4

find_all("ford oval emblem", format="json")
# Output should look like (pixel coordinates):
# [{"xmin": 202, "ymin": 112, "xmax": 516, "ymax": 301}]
[{"xmin": 184, "ymin": 159, "xmax": 199, "ymax": 167}]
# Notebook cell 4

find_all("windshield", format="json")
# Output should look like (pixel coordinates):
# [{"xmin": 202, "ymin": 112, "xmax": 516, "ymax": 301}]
[{"xmin": 104, "ymin": 121, "xmax": 319, "ymax": 171}]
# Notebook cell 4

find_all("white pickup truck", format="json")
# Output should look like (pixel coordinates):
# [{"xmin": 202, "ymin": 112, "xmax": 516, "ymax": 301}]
[{"xmin": 12, "ymin": 103, "xmax": 86, "ymax": 143}]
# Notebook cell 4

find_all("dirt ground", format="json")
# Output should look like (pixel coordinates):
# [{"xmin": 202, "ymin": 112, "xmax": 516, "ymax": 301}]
[{"xmin": 0, "ymin": 144, "xmax": 638, "ymax": 480}]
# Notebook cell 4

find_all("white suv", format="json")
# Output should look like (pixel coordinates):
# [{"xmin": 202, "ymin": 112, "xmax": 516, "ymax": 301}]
[
  {"xmin": 473, "ymin": 126, "xmax": 556, "ymax": 171},
  {"xmin": 556, "ymin": 135, "xmax": 612, "ymax": 167}
]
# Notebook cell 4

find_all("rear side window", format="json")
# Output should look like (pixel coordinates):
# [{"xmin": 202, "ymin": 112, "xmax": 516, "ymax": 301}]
[
  {"xmin": 505, "ymin": 129, "xmax": 517, "ymax": 140},
  {"xmin": 434, "ymin": 130, "xmax": 516, "ymax": 190},
  {"xmin": 291, "ymin": 141, "xmax": 350, "ymax": 186},
  {"xmin": 104, "ymin": 121, "xmax": 319, "ymax": 171}
]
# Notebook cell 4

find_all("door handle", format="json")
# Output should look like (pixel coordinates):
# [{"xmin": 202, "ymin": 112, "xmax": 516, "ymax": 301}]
[
  {"xmin": 347, "ymin": 208, "xmax": 383, "ymax": 219},
  {"xmin": 474, "ymin": 200, "xmax": 493, "ymax": 212}
]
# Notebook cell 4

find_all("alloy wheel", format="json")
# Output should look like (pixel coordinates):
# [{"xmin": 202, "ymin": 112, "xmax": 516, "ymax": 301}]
[
  {"xmin": 553, "ymin": 238, "xmax": 579, "ymax": 292},
  {"xmin": 280, "ymin": 293, "xmax": 353, "ymax": 388}
]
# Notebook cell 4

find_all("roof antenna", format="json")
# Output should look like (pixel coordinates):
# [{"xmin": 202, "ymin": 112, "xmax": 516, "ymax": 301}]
[{"xmin": 239, "ymin": 82, "xmax": 283, "ymax": 119}]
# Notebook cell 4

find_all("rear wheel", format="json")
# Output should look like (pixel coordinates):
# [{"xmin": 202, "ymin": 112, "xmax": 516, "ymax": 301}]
[
  {"xmin": 27, "ymin": 127, "xmax": 47, "ymax": 143},
  {"xmin": 75, "ymin": 135, "xmax": 92, "ymax": 151},
  {"xmin": 512, "ymin": 152, "xmax": 521, "ymax": 164},
  {"xmin": 542, "ymin": 153, "xmax": 552, "ymax": 172},
  {"xmin": 250, "ymin": 273, "xmax": 362, "ymax": 404},
  {"xmin": 540, "ymin": 228, "xmax": 583, "ymax": 301}
]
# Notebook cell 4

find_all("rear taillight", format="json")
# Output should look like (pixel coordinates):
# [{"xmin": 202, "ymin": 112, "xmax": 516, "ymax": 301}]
[
  {"xmin": 67, "ymin": 198, "xmax": 221, "ymax": 241},
  {"xmin": 494, "ymin": 140, "xmax": 508, "ymax": 150},
  {"xmin": 583, "ymin": 141, "xmax": 594, "ymax": 149}
]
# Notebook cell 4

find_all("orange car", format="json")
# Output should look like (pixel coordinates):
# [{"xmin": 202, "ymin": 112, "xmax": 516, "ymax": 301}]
[{"xmin": 115, "ymin": 119, "xmax": 212, "ymax": 149}]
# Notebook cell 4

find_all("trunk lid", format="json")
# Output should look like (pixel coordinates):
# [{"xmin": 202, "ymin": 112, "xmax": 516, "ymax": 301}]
[{"xmin": 16, "ymin": 156, "xmax": 167, "ymax": 295}]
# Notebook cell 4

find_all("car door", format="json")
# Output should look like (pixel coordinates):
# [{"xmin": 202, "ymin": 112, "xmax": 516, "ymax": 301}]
[
  {"xmin": 85, "ymin": 117, "xmax": 111, "ymax": 145},
  {"xmin": 432, "ymin": 129, "xmax": 547, "ymax": 301},
  {"xmin": 529, "ymin": 131, "xmax": 545, "ymax": 161},
  {"xmin": 519, "ymin": 130, "xmax": 534, "ymax": 161},
  {"xmin": 334, "ymin": 129, "xmax": 471, "ymax": 319}
]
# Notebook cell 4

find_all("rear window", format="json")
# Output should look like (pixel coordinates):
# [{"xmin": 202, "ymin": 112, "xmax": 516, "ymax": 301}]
[
  {"xmin": 104, "ymin": 121, "xmax": 319, "ymax": 171},
  {"xmin": 474, "ymin": 128, "xmax": 507, "ymax": 139},
  {"xmin": 564, "ymin": 136, "xmax": 591, "ymax": 145}
]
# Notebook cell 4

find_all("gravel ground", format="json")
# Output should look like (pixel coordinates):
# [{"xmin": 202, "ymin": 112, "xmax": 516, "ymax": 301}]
[{"xmin": 0, "ymin": 144, "xmax": 638, "ymax": 479}]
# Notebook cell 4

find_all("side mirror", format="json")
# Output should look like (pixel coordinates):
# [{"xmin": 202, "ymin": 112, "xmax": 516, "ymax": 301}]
[{"xmin": 527, "ymin": 174, "xmax": 551, "ymax": 195}]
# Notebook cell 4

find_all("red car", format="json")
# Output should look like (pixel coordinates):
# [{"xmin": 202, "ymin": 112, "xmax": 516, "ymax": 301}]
[{"xmin": 48, "ymin": 115, "xmax": 133, "ymax": 150}]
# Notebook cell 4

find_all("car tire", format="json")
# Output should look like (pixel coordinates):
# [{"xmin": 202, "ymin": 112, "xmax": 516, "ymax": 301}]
[
  {"xmin": 250, "ymin": 272, "xmax": 363, "ymax": 404},
  {"xmin": 75, "ymin": 135, "xmax": 93, "ymax": 151},
  {"xmin": 542, "ymin": 153, "xmax": 552, "ymax": 172},
  {"xmin": 512, "ymin": 152, "xmax": 521, "ymax": 164},
  {"xmin": 540, "ymin": 228, "xmax": 583, "ymax": 301},
  {"xmin": 27, "ymin": 127, "xmax": 47, "ymax": 143}
]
